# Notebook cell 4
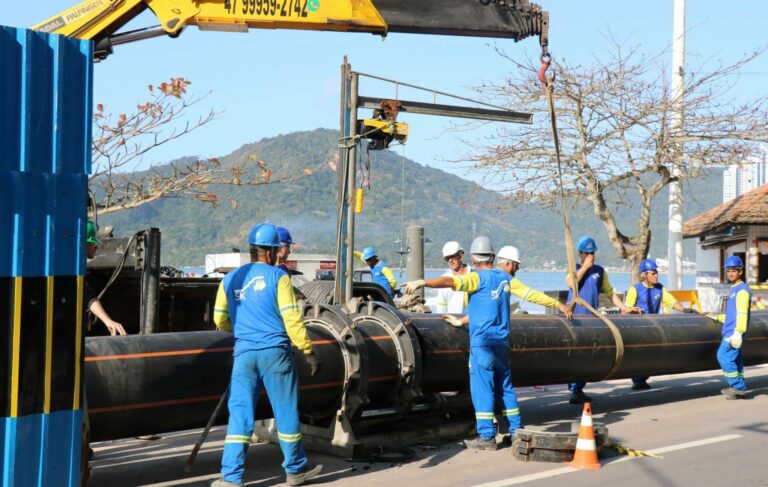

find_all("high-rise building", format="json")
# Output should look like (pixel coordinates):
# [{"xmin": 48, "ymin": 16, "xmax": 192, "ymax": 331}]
[
  {"xmin": 723, "ymin": 165, "xmax": 739, "ymax": 202},
  {"xmin": 722, "ymin": 147, "xmax": 768, "ymax": 202}
]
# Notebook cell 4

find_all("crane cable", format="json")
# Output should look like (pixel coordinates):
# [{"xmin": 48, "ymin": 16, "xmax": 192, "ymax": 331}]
[{"xmin": 538, "ymin": 51, "xmax": 625, "ymax": 379}]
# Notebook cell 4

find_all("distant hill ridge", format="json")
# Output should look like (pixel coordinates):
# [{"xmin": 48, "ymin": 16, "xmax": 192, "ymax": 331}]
[{"xmin": 102, "ymin": 128, "xmax": 723, "ymax": 267}]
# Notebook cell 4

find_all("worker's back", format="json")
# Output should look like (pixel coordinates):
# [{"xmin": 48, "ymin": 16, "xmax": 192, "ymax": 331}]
[{"xmin": 222, "ymin": 262, "xmax": 290, "ymax": 354}]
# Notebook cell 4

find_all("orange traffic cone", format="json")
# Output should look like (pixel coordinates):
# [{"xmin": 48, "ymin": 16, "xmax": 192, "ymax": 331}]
[{"xmin": 570, "ymin": 402, "xmax": 601, "ymax": 470}]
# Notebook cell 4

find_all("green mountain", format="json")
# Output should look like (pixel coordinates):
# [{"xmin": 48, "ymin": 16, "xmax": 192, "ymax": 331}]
[{"xmin": 101, "ymin": 128, "xmax": 723, "ymax": 268}]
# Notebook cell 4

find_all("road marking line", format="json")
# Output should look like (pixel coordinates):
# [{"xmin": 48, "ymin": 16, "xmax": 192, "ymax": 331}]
[
  {"xmin": 614, "ymin": 434, "xmax": 741, "ymax": 461},
  {"xmin": 471, "ymin": 434, "xmax": 742, "ymax": 487}
]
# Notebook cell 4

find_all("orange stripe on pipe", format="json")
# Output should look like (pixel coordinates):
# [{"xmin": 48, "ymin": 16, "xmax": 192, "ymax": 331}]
[
  {"xmin": 89, "ymin": 375, "xmax": 399, "ymax": 414},
  {"xmin": 89, "ymin": 395, "xmax": 223, "ymax": 414},
  {"xmin": 422, "ymin": 338, "xmax": 735, "ymax": 355},
  {"xmin": 85, "ymin": 347, "xmax": 234, "ymax": 362},
  {"xmin": 83, "ymin": 336, "xmax": 385, "ymax": 362}
]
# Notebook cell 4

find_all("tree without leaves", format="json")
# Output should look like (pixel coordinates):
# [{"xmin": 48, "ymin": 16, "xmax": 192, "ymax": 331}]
[
  {"xmin": 467, "ymin": 41, "xmax": 768, "ymax": 278},
  {"xmin": 91, "ymin": 77, "xmax": 316, "ymax": 215}
]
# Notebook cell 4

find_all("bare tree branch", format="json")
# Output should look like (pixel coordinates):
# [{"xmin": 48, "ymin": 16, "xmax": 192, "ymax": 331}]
[
  {"xmin": 462, "ymin": 41, "xmax": 768, "ymax": 276},
  {"xmin": 90, "ymin": 78, "xmax": 316, "ymax": 215}
]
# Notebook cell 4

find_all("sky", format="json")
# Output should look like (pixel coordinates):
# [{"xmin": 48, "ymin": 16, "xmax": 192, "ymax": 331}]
[{"xmin": 3, "ymin": 1, "xmax": 768, "ymax": 182}]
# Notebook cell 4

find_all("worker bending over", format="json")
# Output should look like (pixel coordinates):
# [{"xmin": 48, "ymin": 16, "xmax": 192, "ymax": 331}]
[
  {"xmin": 565, "ymin": 236, "xmax": 636, "ymax": 404},
  {"xmin": 711, "ymin": 256, "xmax": 751, "ymax": 400},
  {"xmin": 355, "ymin": 246, "xmax": 398, "ymax": 298},
  {"xmin": 212, "ymin": 223, "xmax": 322, "ymax": 487},
  {"xmin": 404, "ymin": 236, "xmax": 520, "ymax": 450},
  {"xmin": 624, "ymin": 259, "xmax": 695, "ymax": 390}
]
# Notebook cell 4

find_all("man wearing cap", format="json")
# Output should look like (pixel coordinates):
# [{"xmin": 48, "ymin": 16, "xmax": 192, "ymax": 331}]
[
  {"xmin": 85, "ymin": 220, "xmax": 126, "ymax": 336},
  {"xmin": 565, "ymin": 235, "xmax": 635, "ymax": 404},
  {"xmin": 624, "ymin": 258, "xmax": 695, "ymax": 390},
  {"xmin": 497, "ymin": 245, "xmax": 573, "ymax": 319},
  {"xmin": 709, "ymin": 255, "xmax": 751, "ymax": 400},
  {"xmin": 403, "ymin": 236, "xmax": 521, "ymax": 451},
  {"xmin": 434, "ymin": 241, "xmax": 471, "ymax": 314},
  {"xmin": 354, "ymin": 246, "xmax": 397, "ymax": 298},
  {"xmin": 211, "ymin": 223, "xmax": 323, "ymax": 487}
]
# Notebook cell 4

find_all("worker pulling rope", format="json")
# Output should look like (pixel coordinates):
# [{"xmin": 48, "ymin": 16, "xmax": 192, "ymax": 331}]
[{"xmin": 538, "ymin": 50, "xmax": 625, "ymax": 379}]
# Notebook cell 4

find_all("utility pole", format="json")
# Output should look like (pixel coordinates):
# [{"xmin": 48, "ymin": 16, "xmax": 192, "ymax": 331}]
[
  {"xmin": 334, "ymin": 59, "xmax": 359, "ymax": 305},
  {"xmin": 667, "ymin": 0, "xmax": 685, "ymax": 290}
]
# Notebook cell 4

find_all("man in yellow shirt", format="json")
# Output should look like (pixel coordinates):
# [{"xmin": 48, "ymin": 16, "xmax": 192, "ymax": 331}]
[
  {"xmin": 211, "ymin": 223, "xmax": 322, "ymax": 487},
  {"xmin": 354, "ymin": 247, "xmax": 397, "ymax": 298},
  {"xmin": 624, "ymin": 258, "xmax": 694, "ymax": 389},
  {"xmin": 440, "ymin": 245, "xmax": 572, "ymax": 327},
  {"xmin": 709, "ymin": 256, "xmax": 751, "ymax": 400},
  {"xmin": 497, "ymin": 246, "xmax": 573, "ymax": 318}
]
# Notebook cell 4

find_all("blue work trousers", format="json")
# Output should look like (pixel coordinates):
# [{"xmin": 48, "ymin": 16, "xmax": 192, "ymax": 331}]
[
  {"xmin": 469, "ymin": 345, "xmax": 521, "ymax": 440},
  {"xmin": 568, "ymin": 381, "xmax": 587, "ymax": 393},
  {"xmin": 717, "ymin": 338, "xmax": 746, "ymax": 390},
  {"xmin": 220, "ymin": 347, "xmax": 307, "ymax": 484}
]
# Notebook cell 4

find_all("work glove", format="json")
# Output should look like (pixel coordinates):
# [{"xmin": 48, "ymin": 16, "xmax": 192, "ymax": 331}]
[
  {"xmin": 403, "ymin": 279, "xmax": 426, "ymax": 294},
  {"xmin": 442, "ymin": 314, "xmax": 463, "ymax": 328},
  {"xmin": 729, "ymin": 331, "xmax": 743, "ymax": 350},
  {"xmin": 683, "ymin": 307, "xmax": 697, "ymax": 314},
  {"xmin": 305, "ymin": 351, "xmax": 322, "ymax": 376}
]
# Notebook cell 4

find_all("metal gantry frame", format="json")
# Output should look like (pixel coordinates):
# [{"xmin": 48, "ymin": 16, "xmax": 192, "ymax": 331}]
[{"xmin": 333, "ymin": 58, "xmax": 534, "ymax": 304}]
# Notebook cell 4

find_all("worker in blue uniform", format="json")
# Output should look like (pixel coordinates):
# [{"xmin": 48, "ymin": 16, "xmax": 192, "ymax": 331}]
[
  {"xmin": 403, "ymin": 236, "xmax": 520, "ymax": 450},
  {"xmin": 211, "ymin": 223, "xmax": 323, "ymax": 487},
  {"xmin": 276, "ymin": 226, "xmax": 294, "ymax": 275},
  {"xmin": 355, "ymin": 246, "xmax": 398, "ymax": 298},
  {"xmin": 710, "ymin": 255, "xmax": 751, "ymax": 400},
  {"xmin": 624, "ymin": 259, "xmax": 695, "ymax": 389},
  {"xmin": 565, "ymin": 236, "xmax": 636, "ymax": 404}
]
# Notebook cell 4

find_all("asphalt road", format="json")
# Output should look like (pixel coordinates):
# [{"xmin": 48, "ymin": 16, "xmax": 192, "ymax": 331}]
[{"xmin": 88, "ymin": 365, "xmax": 768, "ymax": 487}]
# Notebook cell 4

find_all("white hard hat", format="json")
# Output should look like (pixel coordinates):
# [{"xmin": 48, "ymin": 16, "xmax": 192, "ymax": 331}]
[
  {"xmin": 497, "ymin": 245, "xmax": 522, "ymax": 264},
  {"xmin": 442, "ymin": 241, "xmax": 463, "ymax": 258}
]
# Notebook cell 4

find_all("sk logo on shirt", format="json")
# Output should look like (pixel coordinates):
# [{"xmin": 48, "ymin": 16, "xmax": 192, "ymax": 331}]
[
  {"xmin": 235, "ymin": 276, "xmax": 267, "ymax": 300},
  {"xmin": 491, "ymin": 281, "xmax": 510, "ymax": 300}
]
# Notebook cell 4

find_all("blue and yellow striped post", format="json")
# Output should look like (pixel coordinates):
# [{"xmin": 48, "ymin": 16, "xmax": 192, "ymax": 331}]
[{"xmin": 1, "ymin": 25, "xmax": 92, "ymax": 486}]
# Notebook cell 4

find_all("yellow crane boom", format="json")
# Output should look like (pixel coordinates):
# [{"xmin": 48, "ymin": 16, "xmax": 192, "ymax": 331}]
[{"xmin": 33, "ymin": 0, "xmax": 548, "ymax": 59}]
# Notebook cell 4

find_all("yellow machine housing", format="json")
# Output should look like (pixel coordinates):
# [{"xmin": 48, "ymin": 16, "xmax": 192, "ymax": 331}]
[{"xmin": 358, "ymin": 119, "xmax": 408, "ymax": 149}]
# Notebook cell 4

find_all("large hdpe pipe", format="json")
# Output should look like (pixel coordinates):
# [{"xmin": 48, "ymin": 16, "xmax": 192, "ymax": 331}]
[{"xmin": 85, "ymin": 305, "xmax": 768, "ymax": 441}]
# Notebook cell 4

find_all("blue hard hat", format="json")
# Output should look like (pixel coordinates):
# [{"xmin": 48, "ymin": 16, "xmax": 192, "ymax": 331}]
[
  {"xmin": 724, "ymin": 255, "xmax": 743, "ymax": 269},
  {"xmin": 577, "ymin": 236, "xmax": 597, "ymax": 253},
  {"xmin": 361, "ymin": 247, "xmax": 377, "ymax": 261},
  {"xmin": 247, "ymin": 223, "xmax": 280, "ymax": 247},
  {"xmin": 276, "ymin": 226, "xmax": 293, "ymax": 246},
  {"xmin": 639, "ymin": 259, "xmax": 658, "ymax": 273}
]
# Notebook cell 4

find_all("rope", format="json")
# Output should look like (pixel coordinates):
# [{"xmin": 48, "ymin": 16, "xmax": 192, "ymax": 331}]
[
  {"xmin": 604, "ymin": 442, "xmax": 663, "ymax": 459},
  {"xmin": 539, "ymin": 54, "xmax": 625, "ymax": 379}
]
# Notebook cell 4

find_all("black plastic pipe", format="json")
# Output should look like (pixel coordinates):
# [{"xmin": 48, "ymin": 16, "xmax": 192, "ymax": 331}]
[{"xmin": 85, "ymin": 307, "xmax": 768, "ymax": 441}]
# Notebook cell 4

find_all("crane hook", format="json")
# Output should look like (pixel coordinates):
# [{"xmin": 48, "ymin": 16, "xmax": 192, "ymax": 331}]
[{"xmin": 538, "ymin": 52, "xmax": 555, "ymax": 89}]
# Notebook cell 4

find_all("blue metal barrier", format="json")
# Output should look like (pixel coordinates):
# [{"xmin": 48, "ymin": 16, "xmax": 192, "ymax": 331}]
[{"xmin": 1, "ymin": 25, "xmax": 92, "ymax": 487}]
